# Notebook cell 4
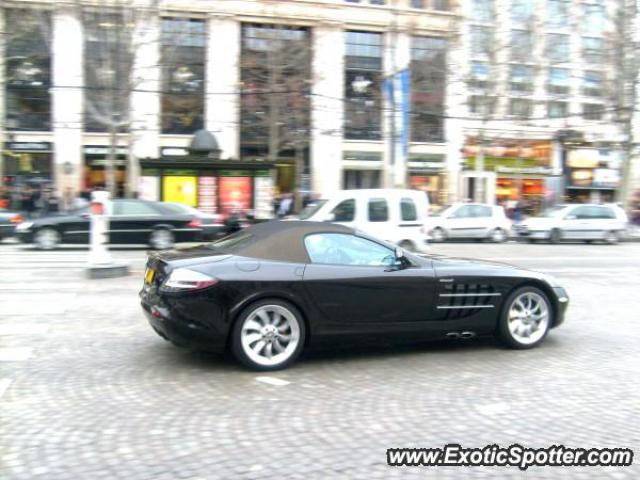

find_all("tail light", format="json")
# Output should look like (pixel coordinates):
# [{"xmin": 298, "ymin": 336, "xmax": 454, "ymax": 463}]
[
  {"xmin": 187, "ymin": 218, "xmax": 202, "ymax": 228},
  {"xmin": 161, "ymin": 268, "xmax": 218, "ymax": 292},
  {"xmin": 10, "ymin": 214, "xmax": 23, "ymax": 224}
]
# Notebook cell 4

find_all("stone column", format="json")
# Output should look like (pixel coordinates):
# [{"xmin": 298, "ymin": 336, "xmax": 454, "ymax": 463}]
[
  {"xmin": 383, "ymin": 29, "xmax": 410, "ymax": 188},
  {"xmin": 129, "ymin": 13, "xmax": 161, "ymax": 195},
  {"xmin": 206, "ymin": 15, "xmax": 240, "ymax": 160},
  {"xmin": 52, "ymin": 7, "xmax": 84, "ymax": 198},
  {"xmin": 311, "ymin": 24, "xmax": 344, "ymax": 196}
]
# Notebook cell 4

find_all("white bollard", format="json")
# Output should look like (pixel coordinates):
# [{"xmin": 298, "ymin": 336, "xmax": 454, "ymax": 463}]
[{"xmin": 86, "ymin": 190, "xmax": 129, "ymax": 279}]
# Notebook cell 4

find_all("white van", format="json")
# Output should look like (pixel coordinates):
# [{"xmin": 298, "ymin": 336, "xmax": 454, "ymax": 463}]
[{"xmin": 298, "ymin": 189, "xmax": 430, "ymax": 252}]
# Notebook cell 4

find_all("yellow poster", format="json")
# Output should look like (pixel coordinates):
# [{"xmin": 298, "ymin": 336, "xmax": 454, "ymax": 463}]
[{"xmin": 163, "ymin": 176, "xmax": 197, "ymax": 207}]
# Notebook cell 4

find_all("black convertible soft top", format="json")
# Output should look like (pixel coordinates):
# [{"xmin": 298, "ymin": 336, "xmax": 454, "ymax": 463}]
[{"xmin": 212, "ymin": 220, "xmax": 354, "ymax": 263}]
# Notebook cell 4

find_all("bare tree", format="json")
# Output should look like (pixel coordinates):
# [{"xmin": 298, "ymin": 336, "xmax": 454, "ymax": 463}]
[{"xmin": 240, "ymin": 24, "xmax": 312, "ymax": 210}]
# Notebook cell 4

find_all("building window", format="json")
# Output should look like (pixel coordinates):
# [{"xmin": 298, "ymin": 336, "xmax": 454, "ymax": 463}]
[
  {"xmin": 369, "ymin": 0, "xmax": 386, "ymax": 4},
  {"xmin": 583, "ymin": 37, "xmax": 604, "ymax": 64},
  {"xmin": 547, "ymin": 34, "xmax": 570, "ymax": 65},
  {"xmin": 433, "ymin": 0, "xmax": 450, "ymax": 11},
  {"xmin": 583, "ymin": 71, "xmax": 603, "ymax": 97},
  {"xmin": 469, "ymin": 95, "xmax": 496, "ymax": 116},
  {"xmin": 161, "ymin": 18, "xmax": 206, "ymax": 134},
  {"xmin": 471, "ymin": 26, "xmax": 492, "ymax": 57},
  {"xmin": 548, "ymin": 101, "xmax": 568, "ymax": 118},
  {"xmin": 83, "ymin": 12, "xmax": 134, "ymax": 133},
  {"xmin": 511, "ymin": 30, "xmax": 532, "ymax": 62},
  {"xmin": 472, "ymin": 0, "xmax": 493, "ymax": 22},
  {"xmin": 345, "ymin": 31, "xmax": 383, "ymax": 140},
  {"xmin": 510, "ymin": 65, "xmax": 533, "ymax": 93},
  {"xmin": 509, "ymin": 98, "xmax": 532, "ymax": 118},
  {"xmin": 343, "ymin": 171, "xmax": 381, "ymax": 190},
  {"xmin": 547, "ymin": 68, "xmax": 570, "ymax": 95},
  {"xmin": 411, "ymin": 0, "xmax": 425, "ymax": 8},
  {"xmin": 240, "ymin": 24, "xmax": 311, "ymax": 163},
  {"xmin": 5, "ymin": 9, "xmax": 51, "ymax": 132},
  {"xmin": 583, "ymin": 103, "xmax": 603, "ymax": 120},
  {"xmin": 583, "ymin": 3, "xmax": 606, "ymax": 35},
  {"xmin": 547, "ymin": 0, "xmax": 569, "ymax": 28},
  {"xmin": 512, "ymin": 0, "xmax": 535, "ymax": 23},
  {"xmin": 411, "ymin": 36, "xmax": 447, "ymax": 143},
  {"xmin": 469, "ymin": 62, "xmax": 490, "ymax": 90}
]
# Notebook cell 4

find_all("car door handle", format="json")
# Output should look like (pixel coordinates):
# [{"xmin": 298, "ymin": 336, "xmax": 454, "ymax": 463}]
[{"xmin": 439, "ymin": 278, "xmax": 454, "ymax": 283}]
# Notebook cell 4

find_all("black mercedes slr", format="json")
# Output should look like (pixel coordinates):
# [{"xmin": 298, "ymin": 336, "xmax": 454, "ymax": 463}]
[{"xmin": 140, "ymin": 221, "xmax": 569, "ymax": 371}]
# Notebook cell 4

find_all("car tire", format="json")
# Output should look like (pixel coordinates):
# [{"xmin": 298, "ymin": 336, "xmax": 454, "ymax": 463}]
[
  {"xmin": 34, "ymin": 227, "xmax": 61, "ymax": 250},
  {"xmin": 399, "ymin": 240, "xmax": 415, "ymax": 252},
  {"xmin": 431, "ymin": 227, "xmax": 446, "ymax": 242},
  {"xmin": 549, "ymin": 228, "xmax": 561, "ymax": 244},
  {"xmin": 604, "ymin": 230, "xmax": 619, "ymax": 245},
  {"xmin": 149, "ymin": 228, "xmax": 175, "ymax": 250},
  {"xmin": 489, "ymin": 228, "xmax": 507, "ymax": 243},
  {"xmin": 498, "ymin": 286, "xmax": 553, "ymax": 350},
  {"xmin": 231, "ymin": 299, "xmax": 306, "ymax": 371}
]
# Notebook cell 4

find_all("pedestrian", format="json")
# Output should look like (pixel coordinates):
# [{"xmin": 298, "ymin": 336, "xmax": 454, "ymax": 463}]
[{"xmin": 277, "ymin": 193, "xmax": 293, "ymax": 218}]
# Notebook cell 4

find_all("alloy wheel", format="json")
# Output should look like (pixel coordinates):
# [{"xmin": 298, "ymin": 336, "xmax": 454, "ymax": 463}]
[
  {"xmin": 507, "ymin": 291, "xmax": 550, "ymax": 346},
  {"xmin": 491, "ymin": 228, "xmax": 507, "ymax": 243},
  {"xmin": 240, "ymin": 304, "xmax": 301, "ymax": 368},
  {"xmin": 34, "ymin": 228, "xmax": 60, "ymax": 250},
  {"xmin": 150, "ymin": 229, "xmax": 174, "ymax": 250},
  {"xmin": 605, "ymin": 231, "xmax": 619, "ymax": 245},
  {"xmin": 431, "ymin": 228, "xmax": 446, "ymax": 242}
]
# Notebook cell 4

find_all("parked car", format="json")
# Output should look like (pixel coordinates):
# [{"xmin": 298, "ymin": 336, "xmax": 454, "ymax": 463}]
[
  {"xmin": 160, "ymin": 202, "xmax": 226, "ymax": 241},
  {"xmin": 15, "ymin": 199, "xmax": 203, "ymax": 250},
  {"xmin": 427, "ymin": 203, "xmax": 512, "ymax": 243},
  {"xmin": 298, "ymin": 189, "xmax": 430, "ymax": 252},
  {"xmin": 513, "ymin": 204, "xmax": 627, "ymax": 244},
  {"xmin": 140, "ymin": 221, "xmax": 569, "ymax": 371},
  {"xmin": 0, "ymin": 208, "xmax": 23, "ymax": 241}
]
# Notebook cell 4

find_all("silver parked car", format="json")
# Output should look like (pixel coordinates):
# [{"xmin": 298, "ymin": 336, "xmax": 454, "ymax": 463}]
[
  {"xmin": 513, "ymin": 204, "xmax": 628, "ymax": 244},
  {"xmin": 427, "ymin": 203, "xmax": 512, "ymax": 243}
]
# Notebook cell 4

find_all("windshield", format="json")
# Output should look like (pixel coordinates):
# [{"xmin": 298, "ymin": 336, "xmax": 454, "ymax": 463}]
[
  {"xmin": 541, "ymin": 205, "xmax": 568, "ymax": 218},
  {"xmin": 298, "ymin": 200, "xmax": 327, "ymax": 220},
  {"xmin": 161, "ymin": 202, "xmax": 199, "ymax": 215}
]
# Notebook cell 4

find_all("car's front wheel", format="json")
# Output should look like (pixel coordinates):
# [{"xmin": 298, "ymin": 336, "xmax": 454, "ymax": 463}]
[
  {"xmin": 231, "ymin": 299, "xmax": 306, "ymax": 371},
  {"xmin": 604, "ymin": 230, "xmax": 620, "ymax": 245},
  {"xmin": 430, "ymin": 227, "xmax": 446, "ymax": 242},
  {"xmin": 498, "ymin": 286, "xmax": 552, "ymax": 349},
  {"xmin": 489, "ymin": 228, "xmax": 507, "ymax": 243},
  {"xmin": 34, "ymin": 227, "xmax": 61, "ymax": 250}
]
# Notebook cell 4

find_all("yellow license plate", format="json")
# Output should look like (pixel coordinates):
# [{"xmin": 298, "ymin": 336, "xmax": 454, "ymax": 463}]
[{"xmin": 145, "ymin": 268, "xmax": 155, "ymax": 284}]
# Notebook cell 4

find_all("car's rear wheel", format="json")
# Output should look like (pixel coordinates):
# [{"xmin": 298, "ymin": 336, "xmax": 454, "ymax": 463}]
[
  {"xmin": 34, "ymin": 227, "xmax": 60, "ymax": 250},
  {"xmin": 549, "ymin": 228, "xmax": 561, "ymax": 244},
  {"xmin": 489, "ymin": 228, "xmax": 507, "ymax": 243},
  {"xmin": 498, "ymin": 286, "xmax": 552, "ymax": 349},
  {"xmin": 431, "ymin": 227, "xmax": 446, "ymax": 242},
  {"xmin": 604, "ymin": 230, "xmax": 619, "ymax": 245},
  {"xmin": 399, "ymin": 240, "xmax": 415, "ymax": 252},
  {"xmin": 149, "ymin": 228, "xmax": 174, "ymax": 250},
  {"xmin": 232, "ymin": 299, "xmax": 305, "ymax": 371}
]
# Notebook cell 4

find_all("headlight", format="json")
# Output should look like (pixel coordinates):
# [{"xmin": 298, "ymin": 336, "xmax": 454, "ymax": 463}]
[
  {"xmin": 16, "ymin": 221, "xmax": 34, "ymax": 231},
  {"xmin": 161, "ymin": 268, "xmax": 218, "ymax": 292}
]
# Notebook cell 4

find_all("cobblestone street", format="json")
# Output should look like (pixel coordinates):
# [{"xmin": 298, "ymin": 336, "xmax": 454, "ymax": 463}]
[{"xmin": 1, "ymin": 241, "xmax": 639, "ymax": 479}]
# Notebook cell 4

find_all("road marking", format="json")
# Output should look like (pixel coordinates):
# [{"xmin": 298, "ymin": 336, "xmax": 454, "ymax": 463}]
[
  {"xmin": 0, "ymin": 378, "xmax": 13, "ymax": 399},
  {"xmin": 0, "ymin": 324, "xmax": 50, "ymax": 336},
  {"xmin": 0, "ymin": 347, "xmax": 33, "ymax": 362},
  {"xmin": 255, "ymin": 376, "xmax": 290, "ymax": 386}
]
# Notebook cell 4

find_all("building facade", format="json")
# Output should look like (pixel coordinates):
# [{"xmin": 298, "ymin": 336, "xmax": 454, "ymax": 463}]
[
  {"xmin": 0, "ymin": 0, "xmax": 457, "ymax": 216},
  {"xmin": 459, "ymin": 0, "xmax": 628, "ymax": 212}
]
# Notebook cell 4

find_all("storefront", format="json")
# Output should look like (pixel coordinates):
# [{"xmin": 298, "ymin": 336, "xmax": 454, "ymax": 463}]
[
  {"xmin": 140, "ymin": 132, "xmax": 275, "ymax": 219},
  {"xmin": 463, "ymin": 137, "xmax": 554, "ymax": 213},
  {"xmin": 2, "ymin": 141, "xmax": 53, "ymax": 187},
  {"xmin": 565, "ymin": 148, "xmax": 621, "ymax": 203},
  {"xmin": 342, "ymin": 151, "xmax": 383, "ymax": 189},
  {"xmin": 407, "ymin": 154, "xmax": 446, "ymax": 207},
  {"xmin": 83, "ymin": 145, "xmax": 128, "ymax": 196}
]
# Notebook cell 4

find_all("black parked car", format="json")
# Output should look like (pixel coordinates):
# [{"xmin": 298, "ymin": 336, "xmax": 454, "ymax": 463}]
[
  {"xmin": 0, "ymin": 208, "xmax": 23, "ymax": 241},
  {"xmin": 160, "ymin": 202, "xmax": 227, "ymax": 241},
  {"xmin": 140, "ymin": 221, "xmax": 569, "ymax": 371},
  {"xmin": 16, "ymin": 199, "xmax": 203, "ymax": 250}
]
